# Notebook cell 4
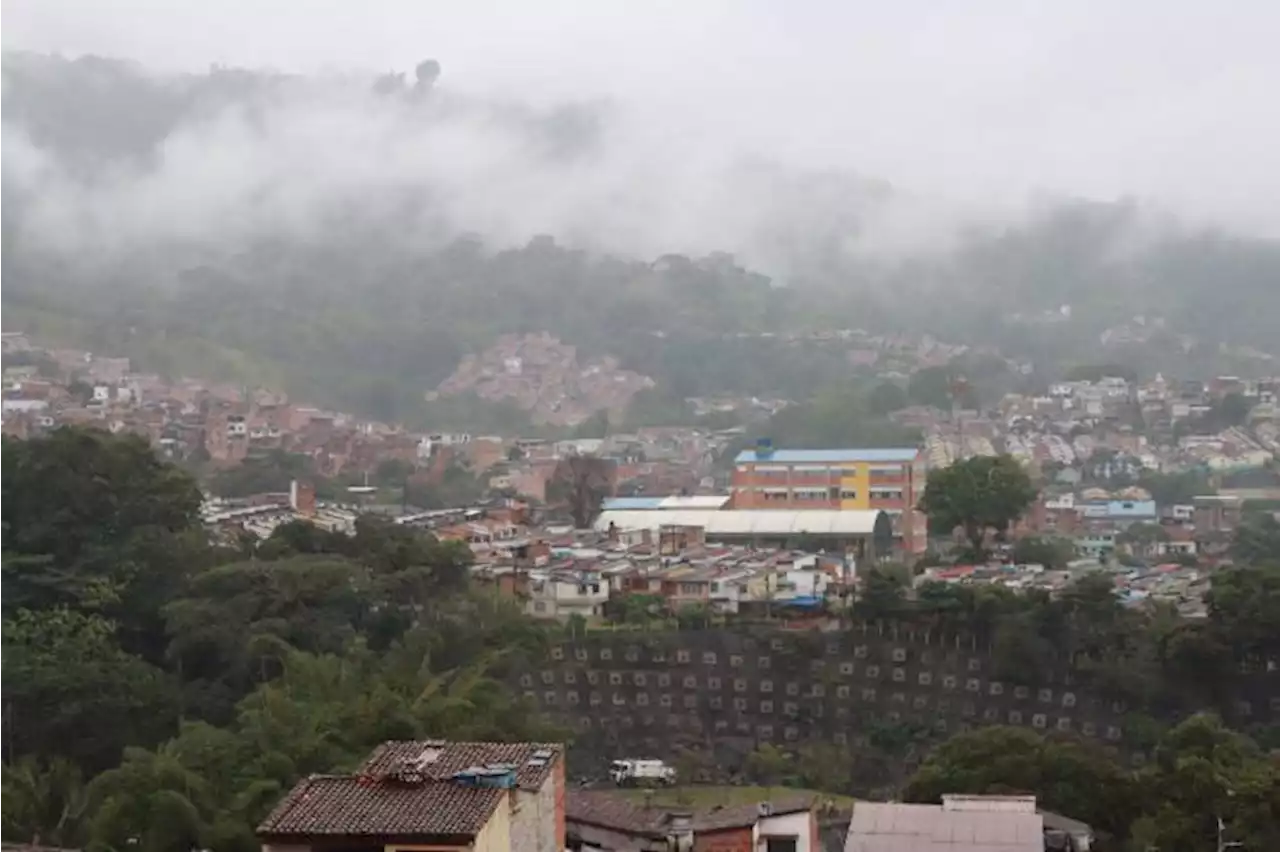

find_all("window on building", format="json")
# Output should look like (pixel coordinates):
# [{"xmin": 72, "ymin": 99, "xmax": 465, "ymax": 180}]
[
  {"xmin": 765, "ymin": 838, "xmax": 798, "ymax": 852},
  {"xmin": 840, "ymin": 489, "xmax": 858, "ymax": 500}
]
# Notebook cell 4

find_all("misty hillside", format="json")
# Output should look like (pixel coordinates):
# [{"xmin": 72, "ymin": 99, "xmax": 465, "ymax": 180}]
[{"xmin": 3, "ymin": 52, "xmax": 1280, "ymax": 426}]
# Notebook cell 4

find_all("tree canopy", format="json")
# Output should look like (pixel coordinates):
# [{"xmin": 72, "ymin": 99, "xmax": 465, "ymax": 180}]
[
  {"xmin": 904, "ymin": 715, "xmax": 1280, "ymax": 850},
  {"xmin": 918, "ymin": 454, "xmax": 1037, "ymax": 559},
  {"xmin": 1, "ymin": 428, "xmax": 562, "ymax": 848}
]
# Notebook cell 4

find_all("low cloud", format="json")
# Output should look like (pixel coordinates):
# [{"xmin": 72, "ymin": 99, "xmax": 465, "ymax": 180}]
[{"xmin": 3, "ymin": 71, "xmax": 993, "ymax": 275}]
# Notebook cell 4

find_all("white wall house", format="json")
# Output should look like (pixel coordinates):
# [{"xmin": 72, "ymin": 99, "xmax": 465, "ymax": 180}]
[{"xmin": 525, "ymin": 571, "xmax": 609, "ymax": 621}]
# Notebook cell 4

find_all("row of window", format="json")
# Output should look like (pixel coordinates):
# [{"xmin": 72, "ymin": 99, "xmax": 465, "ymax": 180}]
[
  {"xmin": 568, "ymin": 715, "xmax": 1132, "ymax": 750},
  {"xmin": 736, "ymin": 464, "xmax": 907, "ymax": 477},
  {"xmin": 530, "ymin": 691, "xmax": 1116, "ymax": 736},
  {"xmin": 738, "ymin": 487, "xmax": 874, "ymax": 501},
  {"xmin": 528, "ymin": 669, "xmax": 1081, "ymax": 704},
  {"xmin": 555, "ymin": 645, "xmax": 992, "ymax": 667}
]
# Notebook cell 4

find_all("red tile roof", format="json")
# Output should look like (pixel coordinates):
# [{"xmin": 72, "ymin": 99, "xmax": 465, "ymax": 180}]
[
  {"xmin": 258, "ymin": 740, "xmax": 564, "ymax": 840},
  {"xmin": 360, "ymin": 740, "xmax": 562, "ymax": 791},
  {"xmin": 256, "ymin": 774, "xmax": 503, "ymax": 838}
]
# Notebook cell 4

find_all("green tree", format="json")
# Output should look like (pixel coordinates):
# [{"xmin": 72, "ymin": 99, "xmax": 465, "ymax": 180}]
[
  {"xmin": 547, "ymin": 454, "xmax": 613, "ymax": 528},
  {"xmin": 1130, "ymin": 714, "xmax": 1280, "ymax": 852},
  {"xmin": 163, "ymin": 556, "xmax": 373, "ymax": 716},
  {"xmin": 1116, "ymin": 522, "xmax": 1169, "ymax": 550},
  {"xmin": 1213, "ymin": 392, "xmax": 1253, "ymax": 428},
  {"xmin": 1010, "ymin": 535, "xmax": 1074, "ymax": 569},
  {"xmin": 866, "ymin": 381, "xmax": 908, "ymax": 415},
  {"xmin": 908, "ymin": 366, "xmax": 978, "ymax": 410},
  {"xmin": 903, "ymin": 726, "xmax": 1138, "ymax": 838},
  {"xmin": 1137, "ymin": 469, "xmax": 1213, "ymax": 506},
  {"xmin": 1, "ymin": 756, "xmax": 91, "ymax": 846},
  {"xmin": 745, "ymin": 743, "xmax": 794, "ymax": 790},
  {"xmin": 2, "ymin": 427, "xmax": 203, "ymax": 621},
  {"xmin": 206, "ymin": 450, "xmax": 316, "ymax": 499},
  {"xmin": 857, "ymin": 563, "xmax": 910, "ymax": 619},
  {"xmin": 919, "ymin": 454, "xmax": 1037, "ymax": 559},
  {"xmin": 85, "ymin": 744, "xmax": 216, "ymax": 852},
  {"xmin": 1205, "ymin": 563, "xmax": 1280, "ymax": 659},
  {"xmin": 2, "ymin": 608, "xmax": 179, "ymax": 773},
  {"xmin": 1229, "ymin": 514, "xmax": 1280, "ymax": 566}
]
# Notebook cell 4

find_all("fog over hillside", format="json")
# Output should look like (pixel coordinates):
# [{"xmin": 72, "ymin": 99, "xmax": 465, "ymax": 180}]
[
  {"xmin": 4, "ymin": 1, "xmax": 1280, "ymax": 414},
  {"xmin": 0, "ymin": 51, "xmax": 989, "ymax": 275},
  {"xmin": 4, "ymin": 1, "xmax": 1280, "ymax": 272}
]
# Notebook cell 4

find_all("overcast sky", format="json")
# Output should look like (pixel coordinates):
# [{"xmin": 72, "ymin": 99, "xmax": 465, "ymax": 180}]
[{"xmin": 5, "ymin": 0, "xmax": 1279, "ymax": 238}]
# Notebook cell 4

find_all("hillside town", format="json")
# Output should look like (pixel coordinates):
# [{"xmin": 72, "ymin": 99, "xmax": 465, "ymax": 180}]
[
  {"xmin": 7, "ymin": 329, "xmax": 1278, "ymax": 628},
  {"xmin": 7, "ymin": 21, "xmax": 1280, "ymax": 850}
]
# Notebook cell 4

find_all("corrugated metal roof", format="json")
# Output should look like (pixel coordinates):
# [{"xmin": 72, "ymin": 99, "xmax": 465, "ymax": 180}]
[
  {"xmin": 601, "ymin": 497, "xmax": 666, "ymax": 510},
  {"xmin": 844, "ymin": 802, "xmax": 1043, "ymax": 852},
  {"xmin": 735, "ymin": 448, "xmax": 919, "ymax": 464},
  {"xmin": 596, "ymin": 509, "xmax": 881, "ymax": 536},
  {"xmin": 601, "ymin": 495, "xmax": 732, "ymax": 511},
  {"xmin": 658, "ymin": 495, "xmax": 732, "ymax": 509}
]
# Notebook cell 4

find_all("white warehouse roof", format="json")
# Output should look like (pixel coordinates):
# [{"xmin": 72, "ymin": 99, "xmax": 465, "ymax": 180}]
[{"xmin": 594, "ymin": 509, "xmax": 882, "ymax": 537}]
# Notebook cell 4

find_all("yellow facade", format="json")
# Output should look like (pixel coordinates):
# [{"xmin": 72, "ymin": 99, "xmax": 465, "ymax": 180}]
[
  {"xmin": 838, "ymin": 463, "xmax": 870, "ymax": 510},
  {"xmin": 472, "ymin": 792, "xmax": 511, "ymax": 852}
]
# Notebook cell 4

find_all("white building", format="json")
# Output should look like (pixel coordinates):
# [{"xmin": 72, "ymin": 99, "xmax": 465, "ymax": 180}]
[{"xmin": 525, "ymin": 570, "xmax": 609, "ymax": 621}]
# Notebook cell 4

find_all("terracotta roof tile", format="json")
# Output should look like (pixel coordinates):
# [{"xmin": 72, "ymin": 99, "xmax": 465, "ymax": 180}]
[
  {"xmin": 256, "ymin": 774, "xmax": 502, "ymax": 838},
  {"xmin": 361, "ymin": 740, "xmax": 562, "ymax": 791}
]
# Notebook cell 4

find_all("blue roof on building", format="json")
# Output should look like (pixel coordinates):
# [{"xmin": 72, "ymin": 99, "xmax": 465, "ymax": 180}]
[
  {"xmin": 600, "ymin": 497, "xmax": 666, "ymax": 510},
  {"xmin": 734, "ymin": 448, "xmax": 919, "ymax": 464}
]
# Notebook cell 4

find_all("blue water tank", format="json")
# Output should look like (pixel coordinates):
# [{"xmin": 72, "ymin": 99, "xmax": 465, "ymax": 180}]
[{"xmin": 453, "ymin": 765, "xmax": 518, "ymax": 789}]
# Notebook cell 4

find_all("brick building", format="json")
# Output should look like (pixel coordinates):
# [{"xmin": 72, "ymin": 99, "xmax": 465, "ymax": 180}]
[
  {"xmin": 730, "ymin": 447, "xmax": 927, "ymax": 553},
  {"xmin": 257, "ymin": 739, "xmax": 565, "ymax": 852}
]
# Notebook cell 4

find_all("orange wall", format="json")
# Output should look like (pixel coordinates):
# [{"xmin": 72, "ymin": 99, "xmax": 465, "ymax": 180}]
[{"xmin": 695, "ymin": 827, "xmax": 753, "ymax": 852}]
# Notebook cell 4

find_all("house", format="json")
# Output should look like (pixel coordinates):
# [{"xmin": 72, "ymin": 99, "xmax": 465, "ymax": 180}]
[
  {"xmin": 844, "ymin": 795, "xmax": 1052, "ymax": 852},
  {"xmin": 257, "ymin": 739, "xmax": 565, "ymax": 852},
  {"xmin": 526, "ymin": 568, "xmax": 610, "ymax": 621},
  {"xmin": 566, "ymin": 790, "xmax": 819, "ymax": 852},
  {"xmin": 1077, "ymin": 499, "xmax": 1157, "ymax": 532},
  {"xmin": 1193, "ymin": 494, "xmax": 1243, "ymax": 535}
]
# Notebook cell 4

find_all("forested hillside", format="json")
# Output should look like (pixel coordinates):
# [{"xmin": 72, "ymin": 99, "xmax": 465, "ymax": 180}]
[
  {"xmin": 3, "ymin": 428, "xmax": 1279, "ymax": 850},
  {"xmin": 1, "ymin": 427, "xmax": 564, "ymax": 849},
  {"xmin": 5, "ymin": 52, "xmax": 1280, "ymax": 425}
]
